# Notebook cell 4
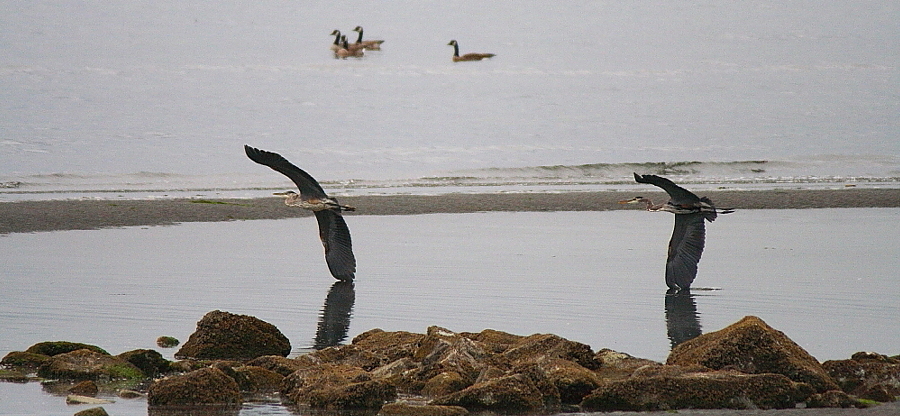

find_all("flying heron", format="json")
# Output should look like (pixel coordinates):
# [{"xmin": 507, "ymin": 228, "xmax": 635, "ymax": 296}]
[
  {"xmin": 244, "ymin": 145, "xmax": 356, "ymax": 281},
  {"xmin": 620, "ymin": 172, "xmax": 734, "ymax": 291}
]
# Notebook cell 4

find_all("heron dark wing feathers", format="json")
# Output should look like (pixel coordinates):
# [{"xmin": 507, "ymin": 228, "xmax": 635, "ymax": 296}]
[
  {"xmin": 665, "ymin": 212, "xmax": 706, "ymax": 291},
  {"xmin": 633, "ymin": 173, "xmax": 701, "ymax": 206},
  {"xmin": 315, "ymin": 209, "xmax": 356, "ymax": 281},
  {"xmin": 700, "ymin": 196, "xmax": 718, "ymax": 222},
  {"xmin": 244, "ymin": 145, "xmax": 328, "ymax": 198}
]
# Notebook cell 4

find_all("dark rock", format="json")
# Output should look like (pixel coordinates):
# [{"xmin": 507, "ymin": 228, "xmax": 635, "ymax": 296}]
[
  {"xmin": 210, "ymin": 361, "xmax": 241, "ymax": 381},
  {"xmin": 281, "ymin": 363, "xmax": 396, "ymax": 409},
  {"xmin": 117, "ymin": 349, "xmax": 171, "ymax": 377},
  {"xmin": 860, "ymin": 384, "xmax": 896, "ymax": 402},
  {"xmin": 167, "ymin": 359, "xmax": 208, "ymax": 373},
  {"xmin": 806, "ymin": 389, "xmax": 868, "ymax": 408},
  {"xmin": 74, "ymin": 406, "xmax": 109, "ymax": 416},
  {"xmin": 155, "ymin": 336, "xmax": 179, "ymax": 348},
  {"xmin": 306, "ymin": 378, "xmax": 397, "ymax": 409},
  {"xmin": 473, "ymin": 365, "xmax": 505, "ymax": 384},
  {"xmin": 0, "ymin": 368, "xmax": 29, "ymax": 382},
  {"xmin": 232, "ymin": 365, "xmax": 284, "ymax": 392},
  {"xmin": 282, "ymin": 363, "xmax": 370, "ymax": 402},
  {"xmin": 431, "ymin": 373, "xmax": 548, "ymax": 412},
  {"xmin": 581, "ymin": 370, "xmax": 813, "ymax": 411},
  {"xmin": 118, "ymin": 389, "xmax": 145, "ymax": 399},
  {"xmin": 823, "ymin": 351, "xmax": 900, "ymax": 400},
  {"xmin": 422, "ymin": 371, "xmax": 471, "ymax": 397},
  {"xmin": 631, "ymin": 363, "xmax": 711, "ymax": 378},
  {"xmin": 458, "ymin": 329, "xmax": 524, "ymax": 355},
  {"xmin": 66, "ymin": 395, "xmax": 113, "ymax": 404},
  {"xmin": 352, "ymin": 328, "xmax": 425, "ymax": 362},
  {"xmin": 25, "ymin": 341, "xmax": 108, "ymax": 356},
  {"xmin": 246, "ymin": 355, "xmax": 309, "ymax": 376},
  {"xmin": 68, "ymin": 380, "xmax": 99, "ymax": 396},
  {"xmin": 370, "ymin": 357, "xmax": 421, "ymax": 392},
  {"xmin": 37, "ymin": 349, "xmax": 144, "ymax": 380},
  {"xmin": 594, "ymin": 348, "xmax": 661, "ymax": 380},
  {"xmin": 379, "ymin": 401, "xmax": 469, "ymax": 416},
  {"xmin": 414, "ymin": 328, "xmax": 492, "ymax": 385},
  {"xmin": 0, "ymin": 351, "xmax": 50, "ymax": 369},
  {"xmin": 175, "ymin": 310, "xmax": 291, "ymax": 360},
  {"xmin": 510, "ymin": 362, "xmax": 562, "ymax": 409},
  {"xmin": 535, "ymin": 358, "xmax": 603, "ymax": 404},
  {"xmin": 147, "ymin": 367, "xmax": 241, "ymax": 406},
  {"xmin": 308, "ymin": 344, "xmax": 387, "ymax": 370},
  {"xmin": 851, "ymin": 351, "xmax": 899, "ymax": 363},
  {"xmin": 503, "ymin": 333, "xmax": 598, "ymax": 370},
  {"xmin": 666, "ymin": 315, "xmax": 839, "ymax": 392}
]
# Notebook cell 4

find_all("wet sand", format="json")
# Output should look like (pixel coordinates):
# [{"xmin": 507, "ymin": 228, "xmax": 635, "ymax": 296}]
[{"xmin": 1, "ymin": 188, "xmax": 898, "ymax": 234}]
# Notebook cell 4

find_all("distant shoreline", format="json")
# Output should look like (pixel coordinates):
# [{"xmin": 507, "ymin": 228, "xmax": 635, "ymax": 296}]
[{"xmin": 1, "ymin": 188, "xmax": 898, "ymax": 234}]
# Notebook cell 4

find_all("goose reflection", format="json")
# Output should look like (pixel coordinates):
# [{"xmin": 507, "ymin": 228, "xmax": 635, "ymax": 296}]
[
  {"xmin": 313, "ymin": 281, "xmax": 356, "ymax": 349},
  {"xmin": 664, "ymin": 289, "xmax": 702, "ymax": 348}
]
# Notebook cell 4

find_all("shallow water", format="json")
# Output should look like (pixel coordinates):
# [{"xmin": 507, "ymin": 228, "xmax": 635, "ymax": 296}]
[{"xmin": 1, "ymin": 208, "xmax": 898, "ymax": 415}]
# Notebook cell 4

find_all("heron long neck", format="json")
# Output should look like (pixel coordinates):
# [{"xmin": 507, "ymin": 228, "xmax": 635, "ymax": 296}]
[
  {"xmin": 355, "ymin": 29, "xmax": 364, "ymax": 43},
  {"xmin": 640, "ymin": 198, "xmax": 661, "ymax": 211},
  {"xmin": 283, "ymin": 193, "xmax": 302, "ymax": 206}
]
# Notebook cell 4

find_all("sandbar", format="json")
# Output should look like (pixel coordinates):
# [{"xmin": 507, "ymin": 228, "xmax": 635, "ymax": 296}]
[{"xmin": 1, "ymin": 188, "xmax": 898, "ymax": 234}]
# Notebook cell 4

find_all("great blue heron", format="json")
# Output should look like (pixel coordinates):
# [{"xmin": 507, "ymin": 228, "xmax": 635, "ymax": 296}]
[
  {"xmin": 620, "ymin": 173, "xmax": 733, "ymax": 291},
  {"xmin": 244, "ymin": 145, "xmax": 356, "ymax": 281},
  {"xmin": 447, "ymin": 40, "xmax": 495, "ymax": 62}
]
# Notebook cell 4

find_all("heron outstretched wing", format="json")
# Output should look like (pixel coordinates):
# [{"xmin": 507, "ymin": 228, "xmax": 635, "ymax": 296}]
[
  {"xmin": 665, "ymin": 212, "xmax": 706, "ymax": 290},
  {"xmin": 245, "ymin": 145, "xmax": 328, "ymax": 198},
  {"xmin": 633, "ymin": 173, "xmax": 700, "ymax": 207},
  {"xmin": 315, "ymin": 209, "xmax": 356, "ymax": 281}
]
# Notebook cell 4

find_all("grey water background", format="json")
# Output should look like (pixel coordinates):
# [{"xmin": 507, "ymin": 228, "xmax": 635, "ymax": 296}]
[
  {"xmin": 2, "ymin": 0, "xmax": 900, "ymax": 415},
  {"xmin": 1, "ymin": 0, "xmax": 899, "ymax": 200}
]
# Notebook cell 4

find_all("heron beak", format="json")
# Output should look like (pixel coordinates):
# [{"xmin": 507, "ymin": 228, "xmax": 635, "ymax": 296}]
[
  {"xmin": 273, "ymin": 191, "xmax": 290, "ymax": 196},
  {"xmin": 618, "ymin": 198, "xmax": 640, "ymax": 204}
]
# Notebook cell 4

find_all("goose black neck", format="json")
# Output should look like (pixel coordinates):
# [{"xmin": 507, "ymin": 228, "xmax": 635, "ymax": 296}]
[
  {"xmin": 452, "ymin": 43, "xmax": 460, "ymax": 57},
  {"xmin": 333, "ymin": 32, "xmax": 341, "ymax": 45},
  {"xmin": 355, "ymin": 29, "xmax": 364, "ymax": 43}
]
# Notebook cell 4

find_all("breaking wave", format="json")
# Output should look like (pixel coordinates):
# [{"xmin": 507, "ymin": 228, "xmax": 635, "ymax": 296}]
[{"xmin": 2, "ymin": 157, "xmax": 898, "ymax": 201}]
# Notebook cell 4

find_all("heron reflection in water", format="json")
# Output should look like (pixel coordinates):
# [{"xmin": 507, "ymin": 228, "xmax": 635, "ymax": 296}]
[
  {"xmin": 314, "ymin": 281, "xmax": 356, "ymax": 349},
  {"xmin": 244, "ymin": 145, "xmax": 356, "ymax": 281},
  {"xmin": 620, "ymin": 173, "xmax": 734, "ymax": 291},
  {"xmin": 665, "ymin": 289, "xmax": 702, "ymax": 348}
]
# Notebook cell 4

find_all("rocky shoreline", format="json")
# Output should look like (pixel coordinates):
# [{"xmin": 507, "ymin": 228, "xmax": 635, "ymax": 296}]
[
  {"xmin": 2, "ymin": 188, "xmax": 899, "ymax": 234},
  {"xmin": 2, "ymin": 311, "xmax": 898, "ymax": 415}
]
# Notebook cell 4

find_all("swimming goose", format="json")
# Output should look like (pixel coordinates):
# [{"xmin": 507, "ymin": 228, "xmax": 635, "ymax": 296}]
[
  {"xmin": 447, "ymin": 40, "xmax": 495, "ymax": 62},
  {"xmin": 352, "ymin": 26, "xmax": 384, "ymax": 50},
  {"xmin": 329, "ymin": 29, "xmax": 342, "ymax": 51},
  {"xmin": 335, "ymin": 37, "xmax": 365, "ymax": 58}
]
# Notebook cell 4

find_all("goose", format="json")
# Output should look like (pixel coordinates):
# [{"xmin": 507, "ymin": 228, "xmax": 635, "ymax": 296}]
[
  {"xmin": 329, "ymin": 29, "xmax": 342, "ymax": 51},
  {"xmin": 447, "ymin": 40, "xmax": 495, "ymax": 62},
  {"xmin": 352, "ymin": 26, "xmax": 384, "ymax": 50},
  {"xmin": 335, "ymin": 37, "xmax": 365, "ymax": 58}
]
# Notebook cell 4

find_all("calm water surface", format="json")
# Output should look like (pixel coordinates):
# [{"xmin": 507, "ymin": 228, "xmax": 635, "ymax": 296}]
[{"xmin": 1, "ymin": 208, "xmax": 898, "ymax": 415}]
